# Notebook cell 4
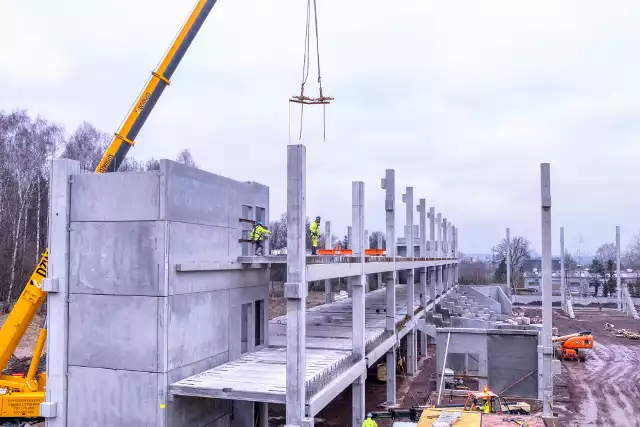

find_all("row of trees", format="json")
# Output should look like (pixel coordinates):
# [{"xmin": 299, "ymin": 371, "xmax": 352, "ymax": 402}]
[
  {"xmin": 0, "ymin": 109, "xmax": 197, "ymax": 311},
  {"xmin": 457, "ymin": 232, "xmax": 640, "ymax": 297}
]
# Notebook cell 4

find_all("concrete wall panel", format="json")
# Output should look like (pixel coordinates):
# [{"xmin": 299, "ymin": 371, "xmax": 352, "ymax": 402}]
[
  {"xmin": 487, "ymin": 334, "xmax": 538, "ymax": 397},
  {"xmin": 168, "ymin": 395, "xmax": 230, "ymax": 427},
  {"xmin": 70, "ymin": 172, "xmax": 160, "ymax": 222},
  {"xmin": 69, "ymin": 221, "xmax": 164, "ymax": 296},
  {"xmin": 169, "ymin": 222, "xmax": 230, "ymax": 264},
  {"xmin": 168, "ymin": 291, "xmax": 230, "ymax": 370},
  {"xmin": 67, "ymin": 366, "xmax": 158, "ymax": 427},
  {"xmin": 170, "ymin": 269, "xmax": 266, "ymax": 295},
  {"xmin": 68, "ymin": 294, "xmax": 160, "ymax": 371},
  {"xmin": 162, "ymin": 160, "xmax": 231, "ymax": 227},
  {"xmin": 227, "ymin": 180, "xmax": 269, "ymax": 227}
]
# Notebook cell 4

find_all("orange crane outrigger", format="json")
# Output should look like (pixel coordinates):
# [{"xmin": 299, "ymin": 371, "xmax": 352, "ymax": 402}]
[{"xmin": 0, "ymin": 0, "xmax": 219, "ymax": 417}]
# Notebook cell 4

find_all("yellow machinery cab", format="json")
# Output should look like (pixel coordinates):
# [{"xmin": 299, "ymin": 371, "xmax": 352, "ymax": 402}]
[{"xmin": 463, "ymin": 387, "xmax": 500, "ymax": 413}]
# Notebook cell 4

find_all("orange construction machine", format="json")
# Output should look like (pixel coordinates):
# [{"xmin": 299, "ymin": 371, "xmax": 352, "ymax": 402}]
[{"xmin": 552, "ymin": 331, "xmax": 594, "ymax": 361}]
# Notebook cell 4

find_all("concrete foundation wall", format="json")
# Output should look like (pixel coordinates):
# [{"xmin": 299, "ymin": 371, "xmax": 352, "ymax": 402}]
[
  {"xmin": 473, "ymin": 286, "xmax": 512, "ymax": 315},
  {"xmin": 55, "ymin": 160, "xmax": 269, "ymax": 427},
  {"xmin": 460, "ymin": 286, "xmax": 502, "ymax": 314}
]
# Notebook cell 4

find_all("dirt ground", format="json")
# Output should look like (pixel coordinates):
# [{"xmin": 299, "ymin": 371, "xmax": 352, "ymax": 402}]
[
  {"xmin": 548, "ymin": 307, "xmax": 640, "ymax": 427},
  {"xmin": 269, "ymin": 344, "xmax": 438, "ymax": 427}
]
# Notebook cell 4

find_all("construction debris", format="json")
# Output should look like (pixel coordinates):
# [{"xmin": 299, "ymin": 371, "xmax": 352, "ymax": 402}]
[{"xmin": 612, "ymin": 328, "xmax": 640, "ymax": 340}]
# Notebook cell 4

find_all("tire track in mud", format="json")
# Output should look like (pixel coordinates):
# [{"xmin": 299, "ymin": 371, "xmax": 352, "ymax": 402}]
[{"xmin": 560, "ymin": 317, "xmax": 640, "ymax": 427}]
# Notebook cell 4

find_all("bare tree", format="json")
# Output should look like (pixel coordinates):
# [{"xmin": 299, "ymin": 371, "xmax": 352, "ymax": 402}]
[
  {"xmin": 596, "ymin": 243, "xmax": 616, "ymax": 265},
  {"xmin": 1, "ymin": 112, "xmax": 62, "ymax": 310},
  {"xmin": 563, "ymin": 250, "xmax": 578, "ymax": 284},
  {"xmin": 61, "ymin": 122, "xmax": 109, "ymax": 171},
  {"xmin": 269, "ymin": 213, "xmax": 288, "ymax": 250},
  {"xmin": 369, "ymin": 231, "xmax": 385, "ymax": 249},
  {"xmin": 0, "ymin": 109, "xmax": 168, "ymax": 312},
  {"xmin": 176, "ymin": 149, "xmax": 198, "ymax": 169},
  {"xmin": 624, "ymin": 233, "xmax": 640, "ymax": 269},
  {"xmin": 491, "ymin": 236, "xmax": 532, "ymax": 291}
]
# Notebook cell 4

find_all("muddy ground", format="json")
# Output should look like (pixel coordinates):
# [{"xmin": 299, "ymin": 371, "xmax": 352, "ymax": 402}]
[
  {"xmin": 269, "ymin": 344, "xmax": 437, "ymax": 427},
  {"xmin": 269, "ymin": 290, "xmax": 327, "ymax": 319},
  {"xmin": 532, "ymin": 307, "xmax": 640, "ymax": 427}
]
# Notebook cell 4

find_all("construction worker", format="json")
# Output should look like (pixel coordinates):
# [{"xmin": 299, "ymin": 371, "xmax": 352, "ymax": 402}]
[
  {"xmin": 310, "ymin": 216, "xmax": 321, "ymax": 255},
  {"xmin": 249, "ymin": 221, "xmax": 271, "ymax": 256},
  {"xmin": 361, "ymin": 413, "xmax": 377, "ymax": 427},
  {"xmin": 482, "ymin": 399, "xmax": 490, "ymax": 414}
]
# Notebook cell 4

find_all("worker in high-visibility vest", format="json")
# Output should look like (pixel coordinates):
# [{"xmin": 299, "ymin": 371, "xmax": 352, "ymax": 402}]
[
  {"xmin": 249, "ymin": 221, "xmax": 271, "ymax": 256},
  {"xmin": 361, "ymin": 413, "xmax": 377, "ymax": 427},
  {"xmin": 482, "ymin": 400, "xmax": 490, "ymax": 414},
  {"xmin": 310, "ymin": 216, "xmax": 321, "ymax": 255}
]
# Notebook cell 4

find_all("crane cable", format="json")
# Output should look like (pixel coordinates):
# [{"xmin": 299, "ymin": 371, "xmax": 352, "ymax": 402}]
[
  {"xmin": 313, "ymin": 0, "xmax": 327, "ymax": 141},
  {"xmin": 293, "ymin": 0, "xmax": 331, "ymax": 141},
  {"xmin": 297, "ymin": 0, "xmax": 312, "ymax": 140}
]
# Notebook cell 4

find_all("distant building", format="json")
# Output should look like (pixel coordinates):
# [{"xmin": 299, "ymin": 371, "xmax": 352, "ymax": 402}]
[{"xmin": 522, "ymin": 257, "xmax": 561, "ymax": 272}]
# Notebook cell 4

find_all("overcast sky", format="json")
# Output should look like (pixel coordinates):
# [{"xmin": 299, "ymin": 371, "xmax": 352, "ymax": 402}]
[{"xmin": 2, "ymin": 0, "xmax": 640, "ymax": 255}]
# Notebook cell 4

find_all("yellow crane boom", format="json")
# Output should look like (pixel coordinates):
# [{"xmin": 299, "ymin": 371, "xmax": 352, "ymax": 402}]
[{"xmin": 0, "ymin": 0, "xmax": 219, "ymax": 417}]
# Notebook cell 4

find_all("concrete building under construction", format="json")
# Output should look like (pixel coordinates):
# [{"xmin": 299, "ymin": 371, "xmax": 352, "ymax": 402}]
[{"xmin": 42, "ymin": 146, "xmax": 552, "ymax": 427}]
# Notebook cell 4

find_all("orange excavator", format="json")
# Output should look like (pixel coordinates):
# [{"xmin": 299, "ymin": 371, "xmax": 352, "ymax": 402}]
[{"xmin": 552, "ymin": 331, "xmax": 594, "ymax": 361}]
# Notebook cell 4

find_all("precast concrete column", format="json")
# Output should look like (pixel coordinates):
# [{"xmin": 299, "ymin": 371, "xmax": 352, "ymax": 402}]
[
  {"xmin": 442, "ymin": 216, "xmax": 448, "ymax": 292},
  {"xmin": 539, "ymin": 163, "xmax": 553, "ymax": 418},
  {"xmin": 428, "ymin": 207, "xmax": 436, "ymax": 304},
  {"xmin": 436, "ymin": 213, "xmax": 442, "ymax": 258},
  {"xmin": 351, "ymin": 182, "xmax": 366, "ymax": 427},
  {"xmin": 284, "ymin": 145, "xmax": 311, "ymax": 426},
  {"xmin": 617, "ymin": 226, "xmax": 622, "ymax": 311},
  {"xmin": 417, "ymin": 199, "xmax": 427, "ymax": 356},
  {"xmin": 44, "ymin": 159, "xmax": 80, "ymax": 427},
  {"xmin": 506, "ymin": 228, "xmax": 512, "ymax": 296},
  {"xmin": 403, "ymin": 187, "xmax": 417, "ymax": 375},
  {"xmin": 377, "ymin": 234, "xmax": 384, "ymax": 290},
  {"xmin": 560, "ymin": 227, "xmax": 565, "ymax": 312},
  {"xmin": 442, "ymin": 217, "xmax": 448, "ymax": 258},
  {"xmin": 347, "ymin": 225, "xmax": 353, "ymax": 296},
  {"xmin": 437, "ymin": 265, "xmax": 443, "ymax": 296},
  {"xmin": 324, "ymin": 221, "xmax": 332, "ymax": 304},
  {"xmin": 364, "ymin": 229, "xmax": 370, "ymax": 292},
  {"xmin": 429, "ymin": 207, "xmax": 436, "ymax": 259},
  {"xmin": 453, "ymin": 225, "xmax": 459, "ymax": 285},
  {"xmin": 381, "ymin": 169, "xmax": 397, "ymax": 406}
]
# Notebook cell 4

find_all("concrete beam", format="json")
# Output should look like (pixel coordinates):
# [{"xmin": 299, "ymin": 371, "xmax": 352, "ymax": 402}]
[
  {"xmin": 305, "ymin": 259, "xmax": 457, "ymax": 282},
  {"xmin": 285, "ymin": 144, "xmax": 307, "ymax": 426},
  {"xmin": 307, "ymin": 360, "xmax": 366, "ymax": 417}
]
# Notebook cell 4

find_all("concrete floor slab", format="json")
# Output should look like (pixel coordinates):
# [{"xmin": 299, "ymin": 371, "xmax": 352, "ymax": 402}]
[{"xmin": 170, "ymin": 285, "xmax": 447, "ymax": 409}]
